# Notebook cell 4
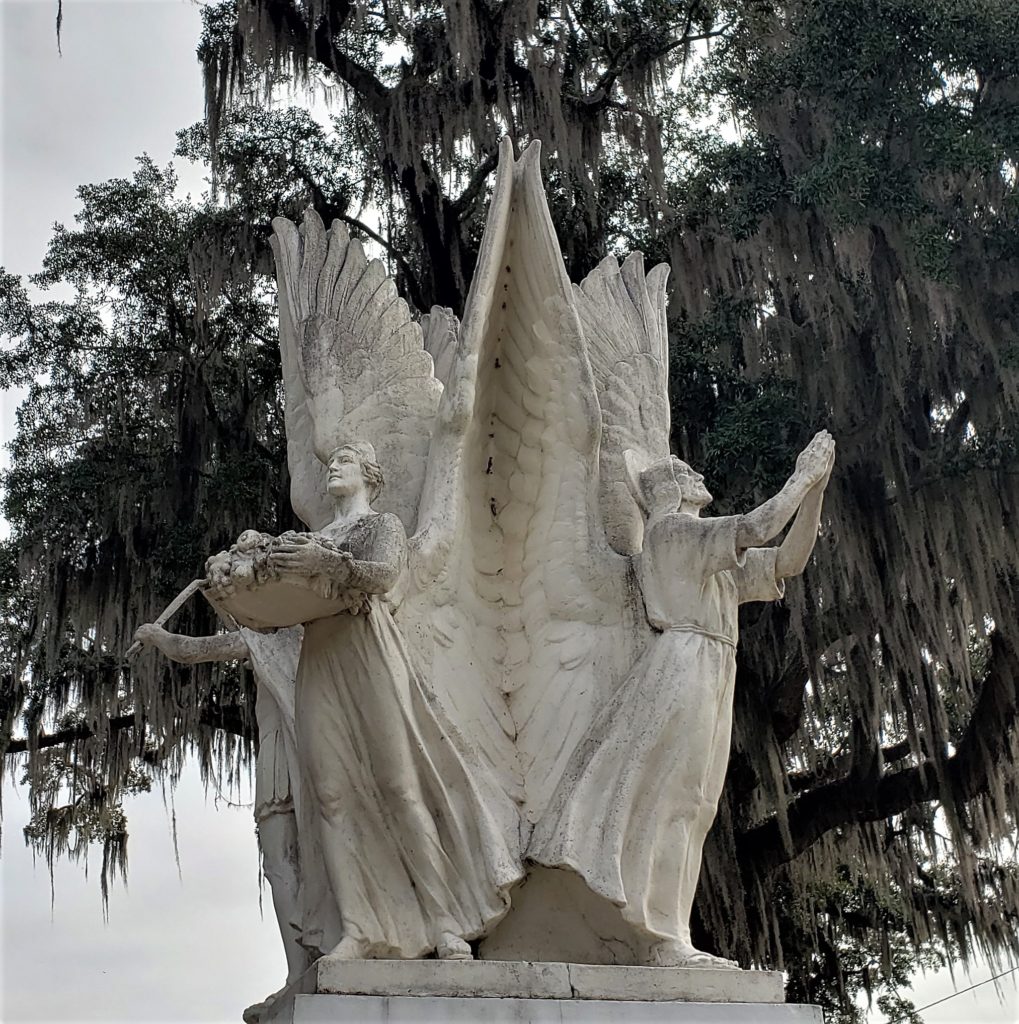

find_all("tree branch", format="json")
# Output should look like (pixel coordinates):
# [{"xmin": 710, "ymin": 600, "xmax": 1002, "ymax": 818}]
[
  {"xmin": 311, "ymin": 20, "xmax": 391, "ymax": 118},
  {"xmin": 787, "ymin": 739, "xmax": 914, "ymax": 794},
  {"xmin": 451, "ymin": 149, "xmax": 500, "ymax": 217},
  {"xmin": 241, "ymin": 0, "xmax": 391, "ymax": 118},
  {"xmin": 4, "ymin": 701, "xmax": 254, "ymax": 756},
  {"xmin": 738, "ymin": 631, "xmax": 1019, "ymax": 872},
  {"xmin": 4, "ymin": 715, "xmax": 137, "ymax": 755},
  {"xmin": 579, "ymin": 22, "xmax": 734, "ymax": 111}
]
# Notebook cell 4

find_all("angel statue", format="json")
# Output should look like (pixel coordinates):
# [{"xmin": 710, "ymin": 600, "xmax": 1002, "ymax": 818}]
[
  {"xmin": 200, "ymin": 156, "xmax": 531, "ymax": 964},
  {"xmin": 130, "ymin": 621, "xmax": 310, "ymax": 1016},
  {"xmin": 248, "ymin": 440, "xmax": 522, "ymax": 962},
  {"xmin": 190, "ymin": 136, "xmax": 836, "ymax": 972},
  {"xmin": 528, "ymin": 434, "xmax": 836, "ymax": 967}
]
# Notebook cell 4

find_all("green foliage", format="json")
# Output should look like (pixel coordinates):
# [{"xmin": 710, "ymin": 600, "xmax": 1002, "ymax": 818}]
[
  {"xmin": 778, "ymin": 867, "xmax": 947, "ymax": 1022},
  {"xmin": 0, "ymin": 154, "xmax": 293, "ymax": 886},
  {"xmin": 666, "ymin": 296, "xmax": 807, "ymax": 511}
]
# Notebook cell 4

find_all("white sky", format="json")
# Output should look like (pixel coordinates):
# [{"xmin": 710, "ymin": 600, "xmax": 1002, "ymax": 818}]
[{"xmin": 0, "ymin": 1, "xmax": 1015, "ymax": 1022}]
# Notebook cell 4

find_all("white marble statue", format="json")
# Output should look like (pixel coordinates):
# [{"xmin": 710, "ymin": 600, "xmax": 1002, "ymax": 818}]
[
  {"xmin": 131, "ymin": 622, "xmax": 311, "ymax": 1008},
  {"xmin": 252, "ymin": 440, "xmax": 523, "ymax": 961},
  {"xmin": 182, "ymin": 138, "xmax": 834, "ymax": 974},
  {"xmin": 527, "ymin": 436, "xmax": 835, "ymax": 968}
]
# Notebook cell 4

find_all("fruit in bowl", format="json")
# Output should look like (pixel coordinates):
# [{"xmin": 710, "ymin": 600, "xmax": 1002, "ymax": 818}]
[{"xmin": 203, "ymin": 530, "xmax": 369, "ymax": 630}]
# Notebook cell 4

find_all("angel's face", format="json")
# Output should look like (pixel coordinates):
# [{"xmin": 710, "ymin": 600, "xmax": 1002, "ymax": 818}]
[
  {"xmin": 327, "ymin": 447, "xmax": 367, "ymax": 499},
  {"xmin": 672, "ymin": 458, "xmax": 712, "ymax": 509}
]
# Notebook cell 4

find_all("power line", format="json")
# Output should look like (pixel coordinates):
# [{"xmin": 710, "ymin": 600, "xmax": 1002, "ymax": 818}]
[{"xmin": 885, "ymin": 964, "xmax": 1019, "ymax": 1024}]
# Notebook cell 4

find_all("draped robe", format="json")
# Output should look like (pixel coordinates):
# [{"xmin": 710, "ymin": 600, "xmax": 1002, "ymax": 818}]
[
  {"xmin": 528, "ymin": 514, "xmax": 784, "ymax": 941},
  {"xmin": 294, "ymin": 511, "xmax": 522, "ymax": 957}
]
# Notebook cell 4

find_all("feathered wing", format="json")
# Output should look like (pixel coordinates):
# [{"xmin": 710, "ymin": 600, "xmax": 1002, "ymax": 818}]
[
  {"xmin": 270, "ymin": 211, "xmax": 442, "ymax": 533},
  {"xmin": 575, "ymin": 253, "xmax": 672, "ymax": 554},
  {"xmin": 420, "ymin": 306, "xmax": 460, "ymax": 396},
  {"xmin": 270, "ymin": 145, "xmax": 661, "ymax": 830},
  {"xmin": 397, "ymin": 138, "xmax": 521, "ymax": 803},
  {"xmin": 272, "ymin": 218, "xmax": 332, "ymax": 531},
  {"xmin": 407, "ymin": 141, "xmax": 652, "ymax": 823}
]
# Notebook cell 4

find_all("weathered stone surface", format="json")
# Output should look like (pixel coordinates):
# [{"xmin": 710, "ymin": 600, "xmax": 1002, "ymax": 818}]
[
  {"xmin": 317, "ymin": 958, "xmax": 572, "ymax": 1000},
  {"xmin": 259, "ymin": 960, "xmax": 814, "ymax": 1024},
  {"xmin": 564, "ymin": 963, "xmax": 784, "ymax": 1003},
  {"xmin": 270, "ymin": 994, "xmax": 822, "ymax": 1023},
  {"xmin": 315, "ymin": 958, "xmax": 784, "ymax": 1003}
]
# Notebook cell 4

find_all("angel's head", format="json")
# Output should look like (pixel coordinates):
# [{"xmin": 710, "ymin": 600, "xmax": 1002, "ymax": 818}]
[
  {"xmin": 624, "ymin": 450, "xmax": 679, "ymax": 517},
  {"xmin": 327, "ymin": 442, "xmax": 384, "ymax": 503},
  {"xmin": 670, "ymin": 456, "xmax": 712, "ymax": 511},
  {"xmin": 623, "ymin": 449, "xmax": 712, "ymax": 517}
]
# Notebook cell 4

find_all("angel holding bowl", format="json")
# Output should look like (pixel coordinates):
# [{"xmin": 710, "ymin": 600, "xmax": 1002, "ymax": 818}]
[{"xmin": 214, "ymin": 439, "xmax": 520, "ymax": 962}]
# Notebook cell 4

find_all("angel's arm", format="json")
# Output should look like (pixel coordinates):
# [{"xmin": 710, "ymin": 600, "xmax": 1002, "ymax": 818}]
[
  {"xmin": 775, "ymin": 453, "xmax": 834, "ymax": 578},
  {"xmin": 344, "ymin": 514, "xmax": 406, "ymax": 593},
  {"xmin": 133, "ymin": 624, "xmax": 249, "ymax": 665},
  {"xmin": 271, "ymin": 516, "xmax": 406, "ymax": 594},
  {"xmin": 736, "ymin": 431, "xmax": 835, "ymax": 551}
]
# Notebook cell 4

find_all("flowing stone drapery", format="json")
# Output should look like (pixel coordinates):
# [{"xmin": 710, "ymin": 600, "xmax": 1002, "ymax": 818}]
[{"xmin": 293, "ymin": 510, "xmax": 522, "ymax": 958}]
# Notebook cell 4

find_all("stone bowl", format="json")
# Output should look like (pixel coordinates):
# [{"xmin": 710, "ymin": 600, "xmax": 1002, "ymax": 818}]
[{"xmin": 204, "ymin": 530, "xmax": 366, "ymax": 630}]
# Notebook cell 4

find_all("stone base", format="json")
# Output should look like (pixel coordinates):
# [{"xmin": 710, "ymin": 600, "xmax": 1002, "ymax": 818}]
[
  {"xmin": 259, "ymin": 960, "xmax": 822, "ymax": 1023},
  {"xmin": 280, "ymin": 994, "xmax": 822, "ymax": 1022}
]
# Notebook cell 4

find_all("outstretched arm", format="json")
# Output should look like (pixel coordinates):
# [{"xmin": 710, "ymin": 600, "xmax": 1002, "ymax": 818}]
[
  {"xmin": 133, "ymin": 624, "xmax": 249, "ymax": 665},
  {"xmin": 775, "ymin": 451, "xmax": 835, "ymax": 578},
  {"xmin": 736, "ymin": 431, "xmax": 835, "ymax": 550}
]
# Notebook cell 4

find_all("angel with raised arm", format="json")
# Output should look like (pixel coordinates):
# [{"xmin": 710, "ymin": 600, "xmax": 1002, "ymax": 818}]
[
  {"xmin": 528, "ymin": 423, "xmax": 835, "ymax": 967},
  {"xmin": 458, "ymin": 169, "xmax": 835, "ymax": 966},
  {"xmin": 130, "ymin": 622, "xmax": 311, "ymax": 1017}
]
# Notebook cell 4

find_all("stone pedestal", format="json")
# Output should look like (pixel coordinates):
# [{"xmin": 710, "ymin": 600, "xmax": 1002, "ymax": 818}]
[{"xmin": 260, "ymin": 960, "xmax": 823, "ymax": 1023}]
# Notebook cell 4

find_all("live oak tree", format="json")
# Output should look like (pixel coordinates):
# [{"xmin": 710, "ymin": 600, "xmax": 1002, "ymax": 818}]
[{"xmin": 4, "ymin": 1, "xmax": 1018, "ymax": 1019}]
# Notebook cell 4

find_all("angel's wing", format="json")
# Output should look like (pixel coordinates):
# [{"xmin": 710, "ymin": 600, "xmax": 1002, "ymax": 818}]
[
  {"xmin": 575, "ymin": 254, "xmax": 672, "ymax": 555},
  {"xmin": 420, "ymin": 306, "xmax": 460, "ymax": 395},
  {"xmin": 270, "ymin": 211, "xmax": 442, "ymax": 532},
  {"xmin": 395, "ymin": 139, "xmax": 520, "ymax": 802},
  {"xmin": 409, "ymin": 141, "xmax": 652, "ymax": 821}
]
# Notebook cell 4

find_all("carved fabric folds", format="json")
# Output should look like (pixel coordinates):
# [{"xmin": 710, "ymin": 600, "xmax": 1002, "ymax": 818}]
[
  {"xmin": 293, "ymin": 515, "xmax": 522, "ymax": 957},
  {"xmin": 243, "ymin": 627, "xmax": 301, "ymax": 822},
  {"xmin": 528, "ymin": 517, "xmax": 785, "ymax": 941}
]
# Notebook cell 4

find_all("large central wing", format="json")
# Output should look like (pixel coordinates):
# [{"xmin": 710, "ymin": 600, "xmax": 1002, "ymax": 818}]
[
  {"xmin": 270, "ymin": 212, "xmax": 442, "ymax": 532},
  {"xmin": 395, "ymin": 140, "xmax": 521, "ymax": 804},
  {"xmin": 435, "ymin": 142, "xmax": 652, "ymax": 821}
]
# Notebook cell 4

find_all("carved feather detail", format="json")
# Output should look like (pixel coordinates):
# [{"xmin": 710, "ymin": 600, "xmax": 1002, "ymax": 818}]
[
  {"xmin": 270, "ymin": 210, "xmax": 442, "ymax": 534},
  {"xmin": 270, "ymin": 142, "xmax": 661, "ymax": 824},
  {"xmin": 575, "ymin": 253, "xmax": 672, "ymax": 555}
]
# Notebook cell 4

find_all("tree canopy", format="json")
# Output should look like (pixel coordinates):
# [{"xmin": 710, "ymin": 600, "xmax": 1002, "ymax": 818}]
[{"xmin": 3, "ymin": 1, "xmax": 1019, "ymax": 1019}]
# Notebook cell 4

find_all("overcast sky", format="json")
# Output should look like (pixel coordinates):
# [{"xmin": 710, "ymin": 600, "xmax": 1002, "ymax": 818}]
[{"xmin": 0, "ymin": 2, "xmax": 1016, "ymax": 1023}]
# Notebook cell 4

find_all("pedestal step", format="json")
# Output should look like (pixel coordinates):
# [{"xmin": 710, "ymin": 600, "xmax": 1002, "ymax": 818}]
[
  {"xmin": 285, "ymin": 993, "xmax": 823, "ymax": 1022},
  {"xmin": 319, "ymin": 958, "xmax": 786, "ymax": 1002},
  {"xmin": 259, "ymin": 960, "xmax": 822, "ymax": 1023}
]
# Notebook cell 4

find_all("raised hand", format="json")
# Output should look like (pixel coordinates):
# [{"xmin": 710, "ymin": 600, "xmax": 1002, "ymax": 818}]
[{"xmin": 794, "ymin": 430, "xmax": 836, "ymax": 487}]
